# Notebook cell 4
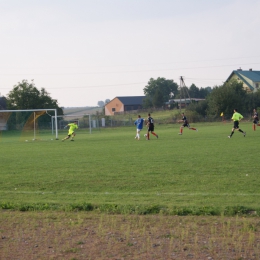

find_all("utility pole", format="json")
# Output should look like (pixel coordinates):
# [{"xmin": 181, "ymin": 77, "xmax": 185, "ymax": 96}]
[{"xmin": 179, "ymin": 76, "xmax": 191, "ymax": 112}]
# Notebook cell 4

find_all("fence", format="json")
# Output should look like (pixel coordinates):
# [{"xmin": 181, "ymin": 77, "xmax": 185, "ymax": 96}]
[
  {"xmin": 103, "ymin": 113, "xmax": 254, "ymax": 127},
  {"xmin": 60, "ymin": 112, "xmax": 254, "ymax": 130}
]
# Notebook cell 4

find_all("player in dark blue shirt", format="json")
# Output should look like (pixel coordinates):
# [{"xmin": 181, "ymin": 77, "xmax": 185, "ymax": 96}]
[{"xmin": 178, "ymin": 113, "xmax": 197, "ymax": 135}]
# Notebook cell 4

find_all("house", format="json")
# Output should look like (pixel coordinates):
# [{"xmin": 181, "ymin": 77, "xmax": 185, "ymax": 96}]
[
  {"xmin": 105, "ymin": 96, "xmax": 146, "ymax": 116},
  {"xmin": 226, "ymin": 69, "xmax": 260, "ymax": 92},
  {"xmin": 168, "ymin": 98, "xmax": 205, "ymax": 108}
]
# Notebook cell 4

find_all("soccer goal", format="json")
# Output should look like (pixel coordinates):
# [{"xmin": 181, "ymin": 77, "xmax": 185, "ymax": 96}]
[
  {"xmin": 51, "ymin": 114, "xmax": 92, "ymax": 134},
  {"xmin": 0, "ymin": 109, "xmax": 58, "ymax": 142}
]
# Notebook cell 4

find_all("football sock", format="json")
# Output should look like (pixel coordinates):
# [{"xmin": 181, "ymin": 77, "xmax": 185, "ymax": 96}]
[
  {"xmin": 238, "ymin": 129, "xmax": 243, "ymax": 133},
  {"xmin": 180, "ymin": 128, "xmax": 183, "ymax": 134},
  {"xmin": 190, "ymin": 128, "xmax": 196, "ymax": 130},
  {"xmin": 152, "ymin": 132, "xmax": 157, "ymax": 136},
  {"xmin": 253, "ymin": 125, "xmax": 256, "ymax": 131},
  {"xmin": 230, "ymin": 131, "xmax": 234, "ymax": 137}
]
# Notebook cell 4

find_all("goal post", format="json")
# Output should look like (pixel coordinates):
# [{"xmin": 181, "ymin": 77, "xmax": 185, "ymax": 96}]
[
  {"xmin": 0, "ymin": 109, "xmax": 59, "ymax": 141},
  {"xmin": 52, "ymin": 114, "xmax": 92, "ymax": 134}
]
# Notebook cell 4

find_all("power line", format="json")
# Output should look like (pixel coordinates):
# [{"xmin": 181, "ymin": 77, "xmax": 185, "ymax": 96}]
[
  {"xmin": 1, "ymin": 55, "xmax": 260, "ymax": 70},
  {"xmin": 0, "ymin": 82, "xmax": 147, "ymax": 90},
  {"xmin": 0, "ymin": 62, "xmax": 259, "ymax": 76}
]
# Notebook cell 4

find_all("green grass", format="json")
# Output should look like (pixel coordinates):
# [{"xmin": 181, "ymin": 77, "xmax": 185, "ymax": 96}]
[{"xmin": 1, "ymin": 121, "xmax": 259, "ymax": 215}]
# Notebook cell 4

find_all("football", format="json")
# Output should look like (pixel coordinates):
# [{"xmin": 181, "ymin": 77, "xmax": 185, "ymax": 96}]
[{"xmin": 144, "ymin": 134, "xmax": 147, "ymax": 137}]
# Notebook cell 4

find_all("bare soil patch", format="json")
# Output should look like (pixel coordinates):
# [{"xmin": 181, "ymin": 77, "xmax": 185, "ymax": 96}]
[{"xmin": 1, "ymin": 211, "xmax": 260, "ymax": 259}]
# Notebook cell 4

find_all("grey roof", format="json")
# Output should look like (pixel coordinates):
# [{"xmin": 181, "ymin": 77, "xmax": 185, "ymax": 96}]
[
  {"xmin": 226, "ymin": 70, "xmax": 260, "ymax": 91},
  {"xmin": 116, "ymin": 96, "xmax": 146, "ymax": 105},
  {"xmin": 169, "ymin": 98, "xmax": 205, "ymax": 103}
]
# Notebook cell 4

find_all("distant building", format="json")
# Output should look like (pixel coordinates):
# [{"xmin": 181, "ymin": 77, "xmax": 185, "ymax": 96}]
[
  {"xmin": 226, "ymin": 69, "xmax": 260, "ymax": 92},
  {"xmin": 167, "ymin": 98, "xmax": 205, "ymax": 108},
  {"xmin": 105, "ymin": 96, "xmax": 146, "ymax": 116}
]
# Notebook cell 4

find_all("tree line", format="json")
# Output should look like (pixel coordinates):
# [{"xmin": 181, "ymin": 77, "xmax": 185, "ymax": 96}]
[
  {"xmin": 0, "ymin": 80, "xmax": 63, "ymax": 129},
  {"xmin": 1, "ymin": 77, "xmax": 259, "ymax": 120},
  {"xmin": 0, "ymin": 80, "xmax": 62, "ymax": 112},
  {"xmin": 186, "ymin": 80, "xmax": 260, "ymax": 117},
  {"xmin": 142, "ymin": 77, "xmax": 212, "ymax": 109},
  {"xmin": 140, "ymin": 77, "xmax": 260, "ymax": 117}
]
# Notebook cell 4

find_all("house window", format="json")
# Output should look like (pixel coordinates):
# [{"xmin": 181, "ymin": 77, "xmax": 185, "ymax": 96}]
[
  {"xmin": 112, "ymin": 108, "xmax": 116, "ymax": 112},
  {"xmin": 256, "ymin": 83, "xmax": 259, "ymax": 89}
]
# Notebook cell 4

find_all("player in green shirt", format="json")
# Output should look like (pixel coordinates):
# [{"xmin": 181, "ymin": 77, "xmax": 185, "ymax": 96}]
[
  {"xmin": 228, "ymin": 109, "xmax": 246, "ymax": 138},
  {"xmin": 62, "ymin": 121, "xmax": 78, "ymax": 141}
]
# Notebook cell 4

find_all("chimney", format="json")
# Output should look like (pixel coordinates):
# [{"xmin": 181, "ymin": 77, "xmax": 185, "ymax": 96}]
[{"xmin": 237, "ymin": 67, "xmax": 242, "ymax": 71}]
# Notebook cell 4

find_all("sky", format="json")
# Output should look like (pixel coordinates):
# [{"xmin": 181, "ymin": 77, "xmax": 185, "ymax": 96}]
[{"xmin": 0, "ymin": 0, "xmax": 260, "ymax": 107}]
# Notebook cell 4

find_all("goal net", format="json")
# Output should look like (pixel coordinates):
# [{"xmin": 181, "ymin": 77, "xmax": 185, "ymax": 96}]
[
  {"xmin": 51, "ymin": 113, "xmax": 106, "ymax": 138},
  {"xmin": 0, "ymin": 109, "xmax": 58, "ymax": 142},
  {"xmin": 52, "ymin": 114, "xmax": 94, "ymax": 135}
]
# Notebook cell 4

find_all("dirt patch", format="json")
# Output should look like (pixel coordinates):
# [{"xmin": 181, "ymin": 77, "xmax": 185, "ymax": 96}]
[{"xmin": 1, "ymin": 211, "xmax": 260, "ymax": 259}]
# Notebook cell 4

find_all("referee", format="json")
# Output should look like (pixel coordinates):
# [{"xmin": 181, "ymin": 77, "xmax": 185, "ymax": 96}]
[{"xmin": 228, "ymin": 109, "xmax": 246, "ymax": 138}]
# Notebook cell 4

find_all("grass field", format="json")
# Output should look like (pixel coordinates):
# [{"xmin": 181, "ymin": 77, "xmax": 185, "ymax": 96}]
[
  {"xmin": 1, "ymin": 121, "xmax": 259, "ymax": 215},
  {"xmin": 1, "ymin": 121, "xmax": 260, "ymax": 259}
]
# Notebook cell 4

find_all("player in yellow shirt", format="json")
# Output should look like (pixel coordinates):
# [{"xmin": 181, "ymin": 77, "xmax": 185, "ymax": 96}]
[
  {"xmin": 228, "ymin": 109, "xmax": 246, "ymax": 138},
  {"xmin": 62, "ymin": 121, "xmax": 78, "ymax": 141}
]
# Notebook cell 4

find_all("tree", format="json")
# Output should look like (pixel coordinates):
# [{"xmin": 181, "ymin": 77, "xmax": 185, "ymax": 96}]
[
  {"xmin": 243, "ymin": 90, "xmax": 260, "ymax": 114},
  {"xmin": 198, "ymin": 87, "xmax": 210, "ymax": 98},
  {"xmin": 6, "ymin": 80, "xmax": 63, "ymax": 127},
  {"xmin": 143, "ymin": 77, "xmax": 178, "ymax": 107},
  {"xmin": 189, "ymin": 84, "xmax": 200, "ymax": 98},
  {"xmin": 206, "ymin": 80, "xmax": 247, "ymax": 116},
  {"xmin": 143, "ymin": 96, "xmax": 153, "ymax": 109},
  {"xmin": 97, "ymin": 101, "xmax": 105, "ymax": 107},
  {"xmin": 205, "ymin": 86, "xmax": 213, "ymax": 93},
  {"xmin": 152, "ymin": 89, "xmax": 164, "ymax": 108},
  {"xmin": 105, "ymin": 99, "xmax": 110, "ymax": 104},
  {"xmin": 7, "ymin": 80, "xmax": 62, "ymax": 112},
  {"xmin": 186, "ymin": 100, "xmax": 209, "ymax": 116}
]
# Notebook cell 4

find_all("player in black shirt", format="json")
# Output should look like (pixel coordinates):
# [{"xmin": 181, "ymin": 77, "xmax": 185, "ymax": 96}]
[
  {"xmin": 178, "ymin": 113, "xmax": 198, "ymax": 135},
  {"xmin": 252, "ymin": 108, "xmax": 260, "ymax": 131},
  {"xmin": 145, "ymin": 113, "xmax": 158, "ymax": 140}
]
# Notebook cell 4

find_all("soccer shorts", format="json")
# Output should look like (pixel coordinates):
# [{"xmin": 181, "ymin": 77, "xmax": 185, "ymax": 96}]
[
  {"xmin": 233, "ymin": 121, "xmax": 239, "ymax": 129},
  {"xmin": 148, "ymin": 125, "xmax": 154, "ymax": 132}
]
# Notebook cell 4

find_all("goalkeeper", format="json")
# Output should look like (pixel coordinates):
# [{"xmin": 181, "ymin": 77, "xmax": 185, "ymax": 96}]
[{"xmin": 62, "ymin": 121, "xmax": 78, "ymax": 141}]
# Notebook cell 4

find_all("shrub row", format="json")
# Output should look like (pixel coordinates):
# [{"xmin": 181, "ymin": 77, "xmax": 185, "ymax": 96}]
[{"xmin": 1, "ymin": 202, "xmax": 259, "ymax": 216}]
